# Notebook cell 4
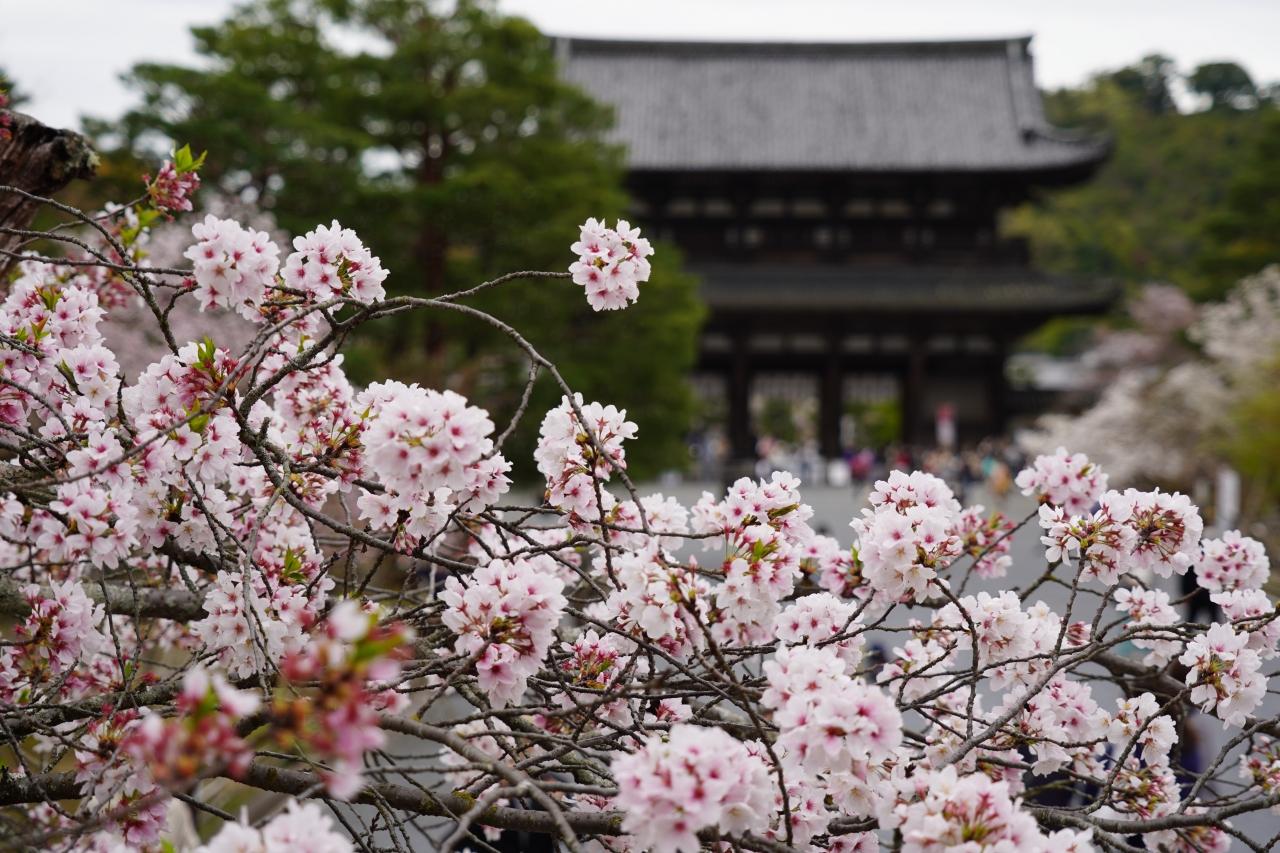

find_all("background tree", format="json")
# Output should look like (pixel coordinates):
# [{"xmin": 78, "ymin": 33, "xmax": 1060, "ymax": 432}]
[
  {"xmin": 1008, "ymin": 55, "xmax": 1278, "ymax": 348},
  {"xmin": 95, "ymin": 0, "xmax": 702, "ymax": 478},
  {"xmin": 1188, "ymin": 61, "xmax": 1258, "ymax": 111},
  {"xmin": 1196, "ymin": 111, "xmax": 1280, "ymax": 298},
  {"xmin": 0, "ymin": 67, "xmax": 29, "ymax": 109},
  {"xmin": 1106, "ymin": 53, "xmax": 1179, "ymax": 115}
]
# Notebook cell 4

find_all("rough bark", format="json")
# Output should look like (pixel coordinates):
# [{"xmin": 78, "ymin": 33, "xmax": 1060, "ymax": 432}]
[
  {"xmin": 0, "ymin": 575, "xmax": 207, "ymax": 622},
  {"xmin": 0, "ymin": 111, "xmax": 98, "ymax": 277}
]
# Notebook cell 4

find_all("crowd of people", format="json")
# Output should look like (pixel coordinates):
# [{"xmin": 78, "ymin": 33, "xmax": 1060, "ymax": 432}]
[
  {"xmin": 686, "ymin": 427, "xmax": 1029, "ymax": 506},
  {"xmin": 838, "ymin": 439, "xmax": 1027, "ymax": 505}
]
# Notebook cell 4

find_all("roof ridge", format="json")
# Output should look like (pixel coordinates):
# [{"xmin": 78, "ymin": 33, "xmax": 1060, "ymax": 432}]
[{"xmin": 554, "ymin": 35, "xmax": 1034, "ymax": 54}]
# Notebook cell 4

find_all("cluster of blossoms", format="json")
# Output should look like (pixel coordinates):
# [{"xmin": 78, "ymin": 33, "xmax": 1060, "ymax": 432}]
[
  {"xmin": 74, "ymin": 709, "xmax": 169, "ymax": 846},
  {"xmin": 1107, "ymin": 693, "xmax": 1177, "ymax": 764},
  {"xmin": 145, "ymin": 145, "xmax": 203, "ymax": 213},
  {"xmin": 1214, "ymin": 587, "xmax": 1280, "ymax": 656},
  {"xmin": 1038, "ymin": 492, "xmax": 1134, "ymax": 584},
  {"xmin": 534, "ymin": 392, "xmax": 637, "ymax": 523},
  {"xmin": 191, "ymin": 566, "xmax": 327, "ymax": 678},
  {"xmin": 1125, "ymin": 488, "xmax": 1204, "ymax": 577},
  {"xmin": 283, "ymin": 219, "xmax": 390, "ymax": 304},
  {"xmin": 184, "ymin": 214, "xmax": 281, "ymax": 316},
  {"xmin": 194, "ymin": 801, "xmax": 353, "ymax": 853},
  {"xmin": 763, "ymin": 645, "xmax": 902, "ymax": 774},
  {"xmin": 1015, "ymin": 446, "xmax": 1107, "ymax": 514},
  {"xmin": 540, "ymin": 628, "xmax": 637, "ymax": 730},
  {"xmin": 271, "ymin": 602, "xmax": 412, "ymax": 798},
  {"xmin": 1180, "ymin": 622, "xmax": 1266, "ymax": 726},
  {"xmin": 692, "ymin": 472, "xmax": 816, "ymax": 644},
  {"xmin": 569, "ymin": 217, "xmax": 654, "ymax": 310},
  {"xmin": 1195, "ymin": 530, "xmax": 1270, "ymax": 593},
  {"xmin": 1037, "ymin": 485, "xmax": 1203, "ymax": 583},
  {"xmin": 775, "ymin": 592, "xmax": 865, "ymax": 667},
  {"xmin": 7, "ymin": 161, "xmax": 1280, "ymax": 853},
  {"xmin": 1114, "ymin": 586, "xmax": 1182, "ymax": 665},
  {"xmin": 953, "ymin": 504, "xmax": 1015, "ymax": 579},
  {"xmin": 441, "ymin": 558, "xmax": 567, "ymax": 706},
  {"xmin": 884, "ymin": 765, "xmax": 1094, "ymax": 852},
  {"xmin": 0, "ymin": 580, "xmax": 112, "ymax": 702},
  {"xmin": 599, "ymin": 546, "xmax": 709, "ymax": 658},
  {"xmin": 933, "ymin": 590, "xmax": 1037, "ymax": 669},
  {"xmin": 851, "ymin": 470, "xmax": 961, "ymax": 603},
  {"xmin": 358, "ymin": 381, "xmax": 511, "ymax": 549},
  {"xmin": 611, "ymin": 724, "xmax": 773, "ymax": 853},
  {"xmin": 125, "ymin": 667, "xmax": 259, "ymax": 784},
  {"xmin": 1240, "ymin": 739, "xmax": 1280, "ymax": 804}
]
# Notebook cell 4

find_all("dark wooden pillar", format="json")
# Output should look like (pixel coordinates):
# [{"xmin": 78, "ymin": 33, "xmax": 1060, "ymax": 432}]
[
  {"xmin": 902, "ymin": 343, "xmax": 927, "ymax": 446},
  {"xmin": 728, "ymin": 333, "xmax": 753, "ymax": 460},
  {"xmin": 819, "ymin": 333, "xmax": 842, "ymax": 458},
  {"xmin": 985, "ymin": 337, "xmax": 1009, "ymax": 437}
]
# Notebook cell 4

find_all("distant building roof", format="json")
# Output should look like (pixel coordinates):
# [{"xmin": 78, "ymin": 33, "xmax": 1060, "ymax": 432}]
[
  {"xmin": 557, "ymin": 37, "xmax": 1108, "ymax": 174},
  {"xmin": 692, "ymin": 264, "xmax": 1118, "ymax": 314}
]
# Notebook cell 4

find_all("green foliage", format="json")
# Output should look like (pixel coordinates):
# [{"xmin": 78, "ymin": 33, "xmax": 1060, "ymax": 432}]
[
  {"xmin": 1106, "ymin": 54, "xmax": 1178, "ymax": 115},
  {"xmin": 1222, "ymin": 358, "xmax": 1280, "ymax": 519},
  {"xmin": 0, "ymin": 67, "xmax": 29, "ymax": 107},
  {"xmin": 846, "ymin": 399, "xmax": 900, "ymax": 451},
  {"xmin": 98, "ymin": 0, "xmax": 702, "ymax": 477},
  {"xmin": 1188, "ymin": 62, "xmax": 1258, "ymax": 111},
  {"xmin": 757, "ymin": 398, "xmax": 800, "ymax": 445},
  {"xmin": 171, "ymin": 144, "xmax": 206, "ymax": 174},
  {"xmin": 1196, "ymin": 112, "xmax": 1280, "ymax": 299},
  {"xmin": 1008, "ymin": 58, "xmax": 1277, "ymax": 321}
]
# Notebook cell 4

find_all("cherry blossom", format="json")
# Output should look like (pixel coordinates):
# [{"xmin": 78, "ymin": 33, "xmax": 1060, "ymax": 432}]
[
  {"xmin": 1213, "ymin": 587, "xmax": 1280, "ymax": 657},
  {"xmin": 195, "ymin": 800, "xmax": 354, "ymax": 853},
  {"xmin": 611, "ymin": 724, "xmax": 773, "ymax": 853},
  {"xmin": 125, "ymin": 666, "xmax": 259, "ymax": 784},
  {"xmin": 1016, "ymin": 447, "xmax": 1107, "ymax": 515},
  {"xmin": 441, "ymin": 558, "xmax": 567, "ymax": 707},
  {"xmin": 1196, "ymin": 530, "xmax": 1270, "ymax": 593},
  {"xmin": 2, "ymin": 153, "xmax": 1276, "ymax": 852},
  {"xmin": 953, "ymin": 504, "xmax": 1015, "ymax": 579},
  {"xmin": 852, "ymin": 500, "xmax": 959, "ymax": 603},
  {"xmin": 569, "ymin": 217, "xmax": 654, "ymax": 310},
  {"xmin": 184, "ymin": 215, "xmax": 281, "ymax": 317},
  {"xmin": 358, "ymin": 381, "xmax": 510, "ymax": 548},
  {"xmin": 1114, "ymin": 586, "xmax": 1182, "ymax": 666},
  {"xmin": 1106, "ymin": 693, "xmax": 1177, "ymax": 766},
  {"xmin": 272, "ymin": 601, "xmax": 413, "ymax": 798},
  {"xmin": 534, "ymin": 392, "xmax": 636, "ymax": 521},
  {"xmin": 145, "ymin": 147, "xmax": 203, "ymax": 213},
  {"xmin": 762, "ymin": 645, "xmax": 902, "ymax": 774},
  {"xmin": 0, "ymin": 579, "xmax": 111, "ymax": 701},
  {"xmin": 885, "ymin": 765, "xmax": 1093, "ymax": 853},
  {"xmin": 1180, "ymin": 622, "xmax": 1266, "ymax": 726},
  {"xmin": 282, "ymin": 219, "xmax": 389, "ymax": 304},
  {"xmin": 775, "ymin": 592, "xmax": 865, "ymax": 668}
]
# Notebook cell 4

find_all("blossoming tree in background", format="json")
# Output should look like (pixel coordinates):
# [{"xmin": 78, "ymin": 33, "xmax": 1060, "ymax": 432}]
[
  {"xmin": 3, "ymin": 149, "xmax": 1280, "ymax": 853},
  {"xmin": 1026, "ymin": 274, "xmax": 1280, "ymax": 503}
]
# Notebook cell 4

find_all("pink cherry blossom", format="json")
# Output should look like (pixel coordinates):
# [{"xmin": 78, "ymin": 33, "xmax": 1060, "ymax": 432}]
[
  {"xmin": 611, "ymin": 724, "xmax": 773, "ymax": 852},
  {"xmin": 569, "ymin": 218, "xmax": 654, "ymax": 311}
]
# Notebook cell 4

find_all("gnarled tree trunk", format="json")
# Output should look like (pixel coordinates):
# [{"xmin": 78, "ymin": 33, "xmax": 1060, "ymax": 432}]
[{"xmin": 0, "ymin": 110, "xmax": 98, "ymax": 278}]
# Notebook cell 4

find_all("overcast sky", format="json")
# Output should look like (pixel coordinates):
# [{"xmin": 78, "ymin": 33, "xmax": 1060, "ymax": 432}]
[{"xmin": 6, "ymin": 0, "xmax": 1280, "ymax": 130}]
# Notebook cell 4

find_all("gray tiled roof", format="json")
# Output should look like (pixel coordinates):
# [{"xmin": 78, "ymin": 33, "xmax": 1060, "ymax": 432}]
[
  {"xmin": 557, "ymin": 37, "xmax": 1108, "ymax": 173},
  {"xmin": 692, "ymin": 264, "xmax": 1118, "ymax": 313}
]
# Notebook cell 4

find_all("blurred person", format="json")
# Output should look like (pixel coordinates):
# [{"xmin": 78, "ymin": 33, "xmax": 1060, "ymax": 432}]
[
  {"xmin": 988, "ymin": 458, "xmax": 1013, "ymax": 503},
  {"xmin": 1180, "ymin": 569, "xmax": 1218, "ymax": 625}
]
